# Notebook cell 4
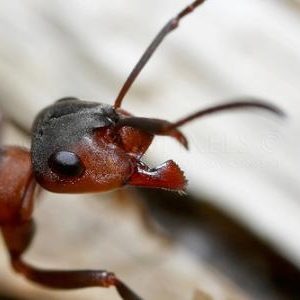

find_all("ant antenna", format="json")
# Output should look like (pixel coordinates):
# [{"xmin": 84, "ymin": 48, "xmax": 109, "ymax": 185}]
[
  {"xmin": 113, "ymin": 0, "xmax": 206, "ymax": 109},
  {"xmin": 115, "ymin": 99, "xmax": 285, "ymax": 150},
  {"xmin": 167, "ymin": 100, "xmax": 285, "ymax": 130}
]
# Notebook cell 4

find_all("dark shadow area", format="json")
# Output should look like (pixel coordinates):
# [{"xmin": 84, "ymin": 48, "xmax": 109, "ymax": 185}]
[
  {"xmin": 0, "ymin": 296, "xmax": 22, "ymax": 300},
  {"xmin": 137, "ymin": 188, "xmax": 300, "ymax": 300}
]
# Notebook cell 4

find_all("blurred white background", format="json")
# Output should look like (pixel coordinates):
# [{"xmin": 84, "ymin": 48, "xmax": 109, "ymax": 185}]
[{"xmin": 0, "ymin": 0, "xmax": 299, "ymax": 299}]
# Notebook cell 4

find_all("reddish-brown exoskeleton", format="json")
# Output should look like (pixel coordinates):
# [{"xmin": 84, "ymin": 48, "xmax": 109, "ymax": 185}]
[{"xmin": 0, "ymin": 1, "xmax": 284, "ymax": 300}]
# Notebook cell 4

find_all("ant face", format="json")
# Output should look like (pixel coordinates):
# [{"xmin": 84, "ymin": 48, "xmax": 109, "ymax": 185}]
[
  {"xmin": 31, "ymin": 98, "xmax": 135, "ymax": 193},
  {"xmin": 30, "ymin": 96, "xmax": 283, "ymax": 194}
]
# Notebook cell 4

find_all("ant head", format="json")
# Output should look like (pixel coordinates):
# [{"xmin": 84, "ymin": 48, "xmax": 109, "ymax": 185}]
[{"xmin": 31, "ymin": 98, "xmax": 134, "ymax": 193}]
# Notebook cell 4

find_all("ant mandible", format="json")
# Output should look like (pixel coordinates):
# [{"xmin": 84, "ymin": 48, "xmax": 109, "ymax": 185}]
[{"xmin": 0, "ymin": 1, "xmax": 284, "ymax": 300}]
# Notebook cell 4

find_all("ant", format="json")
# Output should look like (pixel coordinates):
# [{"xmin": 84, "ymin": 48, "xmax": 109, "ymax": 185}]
[{"xmin": 0, "ymin": 1, "xmax": 284, "ymax": 300}]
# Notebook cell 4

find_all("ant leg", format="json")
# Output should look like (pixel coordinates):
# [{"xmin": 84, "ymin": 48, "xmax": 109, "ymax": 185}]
[
  {"xmin": 0, "ymin": 159, "xmax": 141, "ymax": 300},
  {"xmin": 1, "ymin": 220, "xmax": 143, "ymax": 300},
  {"xmin": 129, "ymin": 160, "xmax": 187, "ymax": 191}
]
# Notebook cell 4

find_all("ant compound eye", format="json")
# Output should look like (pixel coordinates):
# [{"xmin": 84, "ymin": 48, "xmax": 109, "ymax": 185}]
[{"xmin": 48, "ymin": 151, "xmax": 85, "ymax": 177}]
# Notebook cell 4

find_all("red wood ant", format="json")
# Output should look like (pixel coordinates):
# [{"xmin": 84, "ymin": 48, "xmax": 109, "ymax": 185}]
[{"xmin": 0, "ymin": 1, "xmax": 284, "ymax": 300}]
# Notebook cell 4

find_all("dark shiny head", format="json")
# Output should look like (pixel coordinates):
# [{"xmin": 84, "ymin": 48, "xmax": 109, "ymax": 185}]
[{"xmin": 31, "ymin": 98, "xmax": 134, "ymax": 193}]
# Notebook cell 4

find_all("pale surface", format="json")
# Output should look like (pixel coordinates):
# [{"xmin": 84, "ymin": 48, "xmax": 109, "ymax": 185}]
[{"xmin": 0, "ymin": 0, "xmax": 299, "ymax": 298}]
